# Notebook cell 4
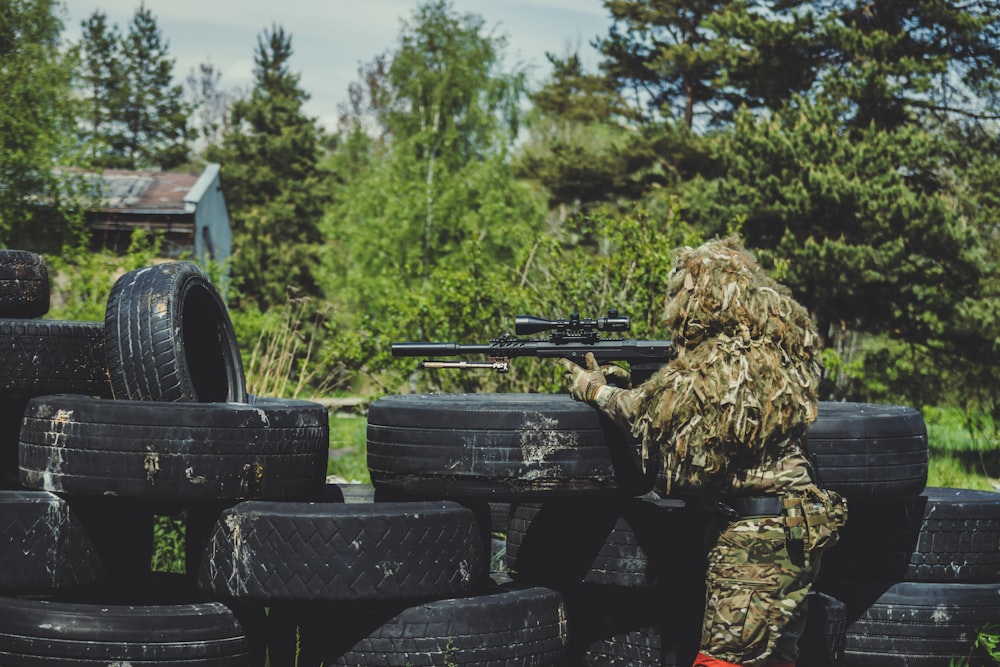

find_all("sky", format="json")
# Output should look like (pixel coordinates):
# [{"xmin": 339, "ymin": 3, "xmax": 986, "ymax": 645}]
[{"xmin": 61, "ymin": 0, "xmax": 612, "ymax": 132}]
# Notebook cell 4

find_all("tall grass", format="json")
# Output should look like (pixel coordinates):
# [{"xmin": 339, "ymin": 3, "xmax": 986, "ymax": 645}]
[
  {"xmin": 242, "ymin": 298, "xmax": 328, "ymax": 399},
  {"xmin": 925, "ymin": 407, "xmax": 1000, "ymax": 492},
  {"xmin": 327, "ymin": 414, "xmax": 370, "ymax": 483}
]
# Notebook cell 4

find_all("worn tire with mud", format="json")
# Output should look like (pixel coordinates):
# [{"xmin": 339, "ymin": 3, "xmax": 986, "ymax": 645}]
[
  {"xmin": 816, "ymin": 579, "xmax": 1000, "ymax": 666},
  {"xmin": 285, "ymin": 584, "xmax": 569, "ymax": 666},
  {"xmin": 0, "ymin": 490, "xmax": 105, "ymax": 591},
  {"xmin": 367, "ymin": 393, "xmax": 653, "ymax": 500},
  {"xmin": 104, "ymin": 261, "xmax": 246, "ymax": 403},
  {"xmin": 0, "ymin": 596, "xmax": 251, "ymax": 665},
  {"xmin": 0, "ymin": 320, "xmax": 110, "ymax": 397},
  {"xmin": 806, "ymin": 402, "xmax": 928, "ymax": 502},
  {"xmin": 18, "ymin": 394, "xmax": 328, "ymax": 500},
  {"xmin": 197, "ymin": 499, "xmax": 487, "ymax": 603},
  {"xmin": 0, "ymin": 250, "xmax": 49, "ymax": 318},
  {"xmin": 821, "ymin": 487, "xmax": 1000, "ymax": 582}
]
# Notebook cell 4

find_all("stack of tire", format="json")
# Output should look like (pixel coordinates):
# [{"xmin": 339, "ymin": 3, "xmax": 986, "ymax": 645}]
[
  {"xmin": 366, "ymin": 387, "xmax": 1000, "ymax": 665},
  {"xmin": 811, "ymin": 406, "xmax": 1000, "ymax": 666},
  {"xmin": 6, "ymin": 246, "xmax": 997, "ymax": 666},
  {"xmin": 0, "ymin": 250, "xmax": 564, "ymax": 666}
]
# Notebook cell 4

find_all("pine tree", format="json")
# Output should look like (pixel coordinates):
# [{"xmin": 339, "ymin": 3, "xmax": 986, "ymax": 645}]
[
  {"xmin": 76, "ymin": 10, "xmax": 124, "ymax": 167},
  {"xmin": 821, "ymin": 0, "xmax": 1000, "ymax": 130},
  {"xmin": 516, "ymin": 52, "xmax": 636, "ymax": 209},
  {"xmin": 596, "ymin": 0, "xmax": 732, "ymax": 128},
  {"xmin": 207, "ymin": 24, "xmax": 328, "ymax": 310},
  {"xmin": 118, "ymin": 3, "xmax": 191, "ymax": 168}
]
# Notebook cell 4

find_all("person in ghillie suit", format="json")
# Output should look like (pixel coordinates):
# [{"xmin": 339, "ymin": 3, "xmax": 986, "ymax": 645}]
[{"xmin": 559, "ymin": 236, "xmax": 847, "ymax": 667}]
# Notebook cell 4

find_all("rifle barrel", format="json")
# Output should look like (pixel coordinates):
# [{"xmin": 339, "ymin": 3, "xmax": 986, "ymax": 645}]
[{"xmin": 392, "ymin": 342, "xmax": 495, "ymax": 357}]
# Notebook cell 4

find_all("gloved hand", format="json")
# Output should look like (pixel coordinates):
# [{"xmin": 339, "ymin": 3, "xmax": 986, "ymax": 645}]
[
  {"xmin": 601, "ymin": 363, "xmax": 631, "ymax": 388},
  {"xmin": 558, "ymin": 352, "xmax": 607, "ymax": 404}
]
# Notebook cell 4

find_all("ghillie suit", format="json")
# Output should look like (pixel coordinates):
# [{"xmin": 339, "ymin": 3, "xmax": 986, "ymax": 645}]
[
  {"xmin": 559, "ymin": 236, "xmax": 847, "ymax": 667},
  {"xmin": 633, "ymin": 235, "xmax": 824, "ymax": 497}
]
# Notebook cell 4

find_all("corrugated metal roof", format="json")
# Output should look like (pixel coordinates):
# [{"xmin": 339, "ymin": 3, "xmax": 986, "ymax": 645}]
[{"xmin": 90, "ymin": 170, "xmax": 201, "ymax": 213}]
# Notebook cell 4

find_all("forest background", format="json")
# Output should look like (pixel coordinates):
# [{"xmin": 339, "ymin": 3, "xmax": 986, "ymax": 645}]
[{"xmin": 2, "ymin": 0, "xmax": 998, "ymax": 488}]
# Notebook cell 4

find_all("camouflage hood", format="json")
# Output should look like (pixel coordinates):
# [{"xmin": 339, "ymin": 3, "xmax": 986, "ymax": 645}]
[{"xmin": 633, "ymin": 236, "xmax": 823, "ymax": 492}]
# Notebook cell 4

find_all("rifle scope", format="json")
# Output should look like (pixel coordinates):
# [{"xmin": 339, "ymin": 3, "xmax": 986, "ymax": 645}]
[{"xmin": 514, "ymin": 310, "xmax": 630, "ymax": 336}]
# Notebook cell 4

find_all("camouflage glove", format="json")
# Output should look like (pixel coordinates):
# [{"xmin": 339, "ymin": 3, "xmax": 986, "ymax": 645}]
[
  {"xmin": 601, "ymin": 363, "xmax": 632, "ymax": 388},
  {"xmin": 559, "ymin": 352, "xmax": 621, "ymax": 407}
]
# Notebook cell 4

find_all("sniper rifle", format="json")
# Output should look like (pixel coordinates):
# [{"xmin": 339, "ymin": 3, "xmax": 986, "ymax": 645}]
[{"xmin": 391, "ymin": 311, "xmax": 675, "ymax": 385}]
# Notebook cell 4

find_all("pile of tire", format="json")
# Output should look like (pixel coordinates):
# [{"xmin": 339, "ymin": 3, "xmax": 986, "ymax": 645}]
[
  {"xmin": 0, "ymin": 250, "xmax": 560, "ymax": 666},
  {"xmin": 366, "ymin": 387, "xmax": 1000, "ymax": 664},
  {"xmin": 811, "ymin": 407, "xmax": 1000, "ymax": 666},
  {"xmin": 5, "ymin": 247, "xmax": 998, "ymax": 666}
]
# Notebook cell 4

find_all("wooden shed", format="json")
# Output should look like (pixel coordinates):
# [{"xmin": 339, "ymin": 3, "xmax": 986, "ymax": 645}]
[{"xmin": 84, "ymin": 163, "xmax": 231, "ymax": 264}]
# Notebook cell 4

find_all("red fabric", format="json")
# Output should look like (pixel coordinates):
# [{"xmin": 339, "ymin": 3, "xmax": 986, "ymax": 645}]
[
  {"xmin": 692, "ymin": 652, "xmax": 744, "ymax": 667},
  {"xmin": 763, "ymin": 659, "xmax": 796, "ymax": 667}
]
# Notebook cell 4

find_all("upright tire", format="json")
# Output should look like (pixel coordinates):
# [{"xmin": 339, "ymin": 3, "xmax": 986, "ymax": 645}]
[{"xmin": 104, "ymin": 262, "xmax": 246, "ymax": 403}]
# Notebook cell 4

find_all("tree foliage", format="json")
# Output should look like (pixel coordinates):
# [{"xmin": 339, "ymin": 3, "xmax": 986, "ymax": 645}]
[
  {"xmin": 117, "ymin": 4, "xmax": 191, "ymax": 168},
  {"xmin": 596, "ymin": 0, "xmax": 1000, "ymax": 130},
  {"xmin": 325, "ymin": 0, "xmax": 540, "ymax": 302},
  {"xmin": 74, "ymin": 11, "xmax": 122, "ymax": 167},
  {"xmin": 819, "ymin": 0, "xmax": 1000, "ymax": 129},
  {"xmin": 0, "ymin": 0, "xmax": 82, "ymax": 250},
  {"xmin": 679, "ymin": 96, "xmax": 993, "ymax": 403},
  {"xmin": 207, "ymin": 25, "xmax": 329, "ymax": 311},
  {"xmin": 515, "ymin": 52, "xmax": 638, "ymax": 211},
  {"xmin": 3, "ymin": 0, "xmax": 999, "ymax": 425},
  {"xmin": 74, "ymin": 4, "xmax": 191, "ymax": 169}
]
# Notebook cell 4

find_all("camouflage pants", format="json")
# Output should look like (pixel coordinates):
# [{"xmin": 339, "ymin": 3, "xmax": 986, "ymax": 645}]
[{"xmin": 698, "ymin": 514, "xmax": 824, "ymax": 667}]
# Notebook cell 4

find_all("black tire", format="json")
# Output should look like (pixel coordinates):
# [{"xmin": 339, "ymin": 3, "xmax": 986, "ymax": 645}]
[
  {"xmin": 18, "ymin": 394, "xmax": 328, "ymax": 500},
  {"xmin": 815, "ymin": 579, "xmax": 1000, "ymax": 666},
  {"xmin": 0, "ymin": 320, "xmax": 111, "ymax": 397},
  {"xmin": 821, "ymin": 487, "xmax": 1000, "ymax": 583},
  {"xmin": 197, "ymin": 499, "xmax": 488, "ymax": 603},
  {"xmin": 505, "ymin": 496, "xmax": 705, "ymax": 590},
  {"xmin": 563, "ymin": 586, "xmax": 701, "ymax": 666},
  {"xmin": 104, "ymin": 261, "xmax": 247, "ymax": 403},
  {"xmin": 0, "ymin": 250, "xmax": 49, "ymax": 318},
  {"xmin": 0, "ymin": 394, "xmax": 30, "ymax": 487},
  {"xmin": 68, "ymin": 496, "xmax": 157, "ymax": 587},
  {"xmin": 798, "ymin": 591, "xmax": 846, "ymax": 667},
  {"xmin": 0, "ymin": 596, "xmax": 252, "ymax": 665},
  {"xmin": 367, "ymin": 393, "xmax": 654, "ymax": 500},
  {"xmin": 295, "ymin": 585, "xmax": 569, "ymax": 666},
  {"xmin": 0, "ymin": 490, "xmax": 105, "ymax": 591},
  {"xmin": 807, "ymin": 402, "xmax": 928, "ymax": 502},
  {"xmin": 489, "ymin": 501, "xmax": 511, "ymax": 533}
]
